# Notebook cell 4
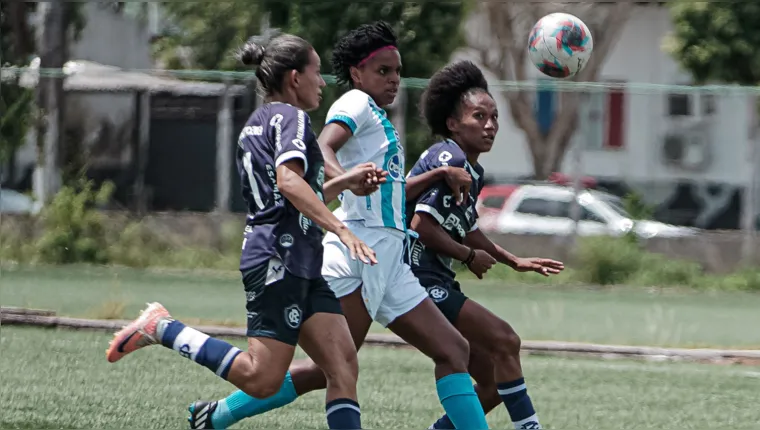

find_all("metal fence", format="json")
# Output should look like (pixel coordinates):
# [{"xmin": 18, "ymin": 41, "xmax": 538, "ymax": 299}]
[{"xmin": 2, "ymin": 65, "xmax": 759, "ymax": 263}]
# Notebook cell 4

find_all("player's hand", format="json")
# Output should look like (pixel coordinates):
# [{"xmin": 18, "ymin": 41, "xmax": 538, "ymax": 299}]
[
  {"xmin": 467, "ymin": 249, "xmax": 496, "ymax": 279},
  {"xmin": 513, "ymin": 257, "xmax": 565, "ymax": 277},
  {"xmin": 442, "ymin": 166, "xmax": 472, "ymax": 206},
  {"xmin": 336, "ymin": 227, "xmax": 378, "ymax": 265},
  {"xmin": 346, "ymin": 162, "xmax": 388, "ymax": 196}
]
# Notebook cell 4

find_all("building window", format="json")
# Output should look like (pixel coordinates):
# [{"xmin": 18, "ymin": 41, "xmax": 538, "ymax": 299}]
[
  {"xmin": 583, "ymin": 81, "xmax": 626, "ymax": 150},
  {"xmin": 667, "ymin": 93, "xmax": 716, "ymax": 117}
]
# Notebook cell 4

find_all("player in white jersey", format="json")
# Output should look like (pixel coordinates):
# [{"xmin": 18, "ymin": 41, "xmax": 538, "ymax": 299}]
[{"xmin": 192, "ymin": 22, "xmax": 490, "ymax": 430}]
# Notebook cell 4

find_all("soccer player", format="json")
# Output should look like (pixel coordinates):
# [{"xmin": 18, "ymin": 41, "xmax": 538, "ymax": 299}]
[
  {"xmin": 408, "ymin": 60, "xmax": 565, "ymax": 430},
  {"xmin": 106, "ymin": 33, "xmax": 383, "ymax": 430},
  {"xmin": 189, "ymin": 21, "xmax": 488, "ymax": 430}
]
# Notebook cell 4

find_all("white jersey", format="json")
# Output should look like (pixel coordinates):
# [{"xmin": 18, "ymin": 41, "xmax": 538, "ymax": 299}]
[{"xmin": 325, "ymin": 89, "xmax": 406, "ymax": 231}]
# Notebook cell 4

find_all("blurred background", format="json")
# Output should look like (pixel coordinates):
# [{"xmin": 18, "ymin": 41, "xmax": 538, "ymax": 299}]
[
  {"xmin": 3, "ymin": 1, "xmax": 760, "ymax": 277},
  {"xmin": 3, "ymin": 2, "xmax": 760, "ymax": 429}
]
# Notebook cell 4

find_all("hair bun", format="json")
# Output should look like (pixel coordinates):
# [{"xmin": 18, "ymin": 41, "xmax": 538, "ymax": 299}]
[{"xmin": 240, "ymin": 41, "xmax": 266, "ymax": 66}]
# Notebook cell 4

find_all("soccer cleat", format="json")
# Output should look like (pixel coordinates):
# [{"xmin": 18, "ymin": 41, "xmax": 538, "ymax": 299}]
[
  {"xmin": 188, "ymin": 401, "xmax": 219, "ymax": 429},
  {"xmin": 105, "ymin": 302, "xmax": 170, "ymax": 363}
]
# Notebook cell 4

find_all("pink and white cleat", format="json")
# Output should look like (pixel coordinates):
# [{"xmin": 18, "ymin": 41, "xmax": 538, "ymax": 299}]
[{"xmin": 106, "ymin": 302, "xmax": 171, "ymax": 363}]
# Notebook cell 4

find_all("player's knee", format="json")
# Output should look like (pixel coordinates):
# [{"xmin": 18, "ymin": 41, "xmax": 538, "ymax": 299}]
[
  {"xmin": 322, "ymin": 344, "xmax": 359, "ymax": 390},
  {"xmin": 488, "ymin": 323, "xmax": 522, "ymax": 363},
  {"xmin": 237, "ymin": 367, "xmax": 286, "ymax": 399}
]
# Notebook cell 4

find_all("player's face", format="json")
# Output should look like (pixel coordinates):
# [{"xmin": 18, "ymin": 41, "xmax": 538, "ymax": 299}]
[
  {"xmin": 450, "ymin": 91, "xmax": 499, "ymax": 155},
  {"xmin": 352, "ymin": 49, "xmax": 402, "ymax": 107},
  {"xmin": 295, "ymin": 49, "xmax": 326, "ymax": 112}
]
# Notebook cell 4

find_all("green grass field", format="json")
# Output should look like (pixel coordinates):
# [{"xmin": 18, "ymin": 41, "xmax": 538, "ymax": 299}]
[
  {"xmin": 3, "ymin": 264, "xmax": 760, "ymax": 348},
  {"xmin": 2, "ymin": 326, "xmax": 759, "ymax": 429}
]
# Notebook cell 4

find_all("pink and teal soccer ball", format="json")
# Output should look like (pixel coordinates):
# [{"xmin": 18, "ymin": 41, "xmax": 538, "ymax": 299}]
[{"xmin": 528, "ymin": 13, "xmax": 593, "ymax": 79}]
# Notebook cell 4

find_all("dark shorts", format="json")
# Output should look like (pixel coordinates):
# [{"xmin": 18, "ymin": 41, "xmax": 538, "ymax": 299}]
[
  {"xmin": 416, "ymin": 276, "xmax": 468, "ymax": 325},
  {"xmin": 242, "ymin": 258, "xmax": 343, "ymax": 346}
]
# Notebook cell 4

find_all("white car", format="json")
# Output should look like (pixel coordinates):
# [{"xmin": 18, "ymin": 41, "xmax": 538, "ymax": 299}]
[{"xmin": 476, "ymin": 184, "xmax": 697, "ymax": 239}]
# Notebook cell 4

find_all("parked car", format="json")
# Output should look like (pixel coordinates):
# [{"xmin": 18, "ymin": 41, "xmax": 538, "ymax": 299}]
[
  {"xmin": 476, "ymin": 184, "xmax": 697, "ymax": 239},
  {"xmin": 0, "ymin": 188, "xmax": 41, "ymax": 215}
]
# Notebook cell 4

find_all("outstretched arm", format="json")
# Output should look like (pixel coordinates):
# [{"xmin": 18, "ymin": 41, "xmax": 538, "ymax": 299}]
[{"xmin": 464, "ymin": 228, "xmax": 565, "ymax": 276}]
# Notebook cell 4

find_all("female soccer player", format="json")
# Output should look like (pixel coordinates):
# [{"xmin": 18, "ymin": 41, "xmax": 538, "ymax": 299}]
[
  {"xmin": 106, "ymin": 32, "xmax": 383, "ymax": 430},
  {"xmin": 407, "ymin": 60, "xmax": 565, "ymax": 430},
  {"xmin": 190, "ymin": 21, "xmax": 488, "ymax": 430}
]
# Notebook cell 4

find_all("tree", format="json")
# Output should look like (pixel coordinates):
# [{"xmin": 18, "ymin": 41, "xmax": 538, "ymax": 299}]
[
  {"xmin": 666, "ymin": 2, "xmax": 760, "ymax": 85},
  {"xmin": 154, "ymin": 1, "xmax": 471, "ymax": 164},
  {"xmin": 1, "ymin": 2, "xmax": 86, "ymax": 186},
  {"xmin": 466, "ymin": 2, "xmax": 631, "ymax": 179}
]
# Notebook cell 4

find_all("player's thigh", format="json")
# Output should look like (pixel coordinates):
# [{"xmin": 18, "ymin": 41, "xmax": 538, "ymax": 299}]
[
  {"xmin": 298, "ymin": 277, "xmax": 359, "ymax": 378},
  {"xmin": 374, "ymin": 262, "xmax": 429, "ymax": 328},
  {"xmin": 321, "ymin": 231, "xmax": 363, "ymax": 299},
  {"xmin": 417, "ymin": 277, "xmax": 469, "ymax": 326},
  {"xmin": 454, "ymin": 298, "xmax": 521, "ymax": 357},
  {"xmin": 386, "ymin": 275, "xmax": 469, "ymax": 368},
  {"xmin": 233, "ymin": 259, "xmax": 304, "ymax": 385}
]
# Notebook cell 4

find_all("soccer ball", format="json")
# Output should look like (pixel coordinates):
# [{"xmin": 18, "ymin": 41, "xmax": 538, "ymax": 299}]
[{"xmin": 528, "ymin": 13, "xmax": 593, "ymax": 79}]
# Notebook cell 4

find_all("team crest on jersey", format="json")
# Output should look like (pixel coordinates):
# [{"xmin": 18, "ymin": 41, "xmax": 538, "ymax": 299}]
[
  {"xmin": 284, "ymin": 304, "xmax": 302, "ymax": 329},
  {"xmin": 387, "ymin": 153, "xmax": 403, "ymax": 180},
  {"xmin": 426, "ymin": 286, "xmax": 449, "ymax": 303},
  {"xmin": 279, "ymin": 234, "xmax": 294, "ymax": 248},
  {"xmin": 438, "ymin": 151, "xmax": 453, "ymax": 164}
]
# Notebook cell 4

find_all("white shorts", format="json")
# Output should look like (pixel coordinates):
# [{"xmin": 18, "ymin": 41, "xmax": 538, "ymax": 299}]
[{"xmin": 321, "ymin": 222, "xmax": 428, "ymax": 327}]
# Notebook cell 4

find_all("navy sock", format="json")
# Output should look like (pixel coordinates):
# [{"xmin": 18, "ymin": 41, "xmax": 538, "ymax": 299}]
[
  {"xmin": 498, "ymin": 378, "xmax": 541, "ymax": 429},
  {"xmin": 158, "ymin": 319, "xmax": 242, "ymax": 380},
  {"xmin": 429, "ymin": 414, "xmax": 454, "ymax": 429},
  {"xmin": 325, "ymin": 398, "xmax": 361, "ymax": 429}
]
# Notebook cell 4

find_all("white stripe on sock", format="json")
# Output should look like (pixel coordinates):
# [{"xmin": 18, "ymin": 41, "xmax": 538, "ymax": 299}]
[
  {"xmin": 216, "ymin": 347, "xmax": 242, "ymax": 376},
  {"xmin": 498, "ymin": 383, "xmax": 527, "ymax": 396},
  {"xmin": 172, "ymin": 327, "xmax": 210, "ymax": 361},
  {"xmin": 326, "ymin": 403, "xmax": 361, "ymax": 416},
  {"xmin": 514, "ymin": 414, "xmax": 541, "ymax": 429}
]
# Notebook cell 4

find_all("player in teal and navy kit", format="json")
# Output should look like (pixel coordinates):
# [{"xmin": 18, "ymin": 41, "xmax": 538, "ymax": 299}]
[
  {"xmin": 189, "ymin": 22, "xmax": 489, "ymax": 430},
  {"xmin": 407, "ymin": 60, "xmax": 565, "ymax": 430}
]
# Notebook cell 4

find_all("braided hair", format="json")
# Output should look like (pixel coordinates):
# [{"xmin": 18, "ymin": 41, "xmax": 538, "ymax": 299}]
[{"xmin": 331, "ymin": 21, "xmax": 398, "ymax": 87}]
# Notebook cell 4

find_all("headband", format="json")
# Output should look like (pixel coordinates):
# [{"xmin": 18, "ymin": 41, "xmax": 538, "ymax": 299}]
[{"xmin": 357, "ymin": 46, "xmax": 398, "ymax": 67}]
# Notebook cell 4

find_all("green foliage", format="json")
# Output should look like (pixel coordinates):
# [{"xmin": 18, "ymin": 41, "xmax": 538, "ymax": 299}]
[
  {"xmin": 622, "ymin": 191, "xmax": 654, "ymax": 220},
  {"xmin": 666, "ymin": 2, "xmax": 760, "ymax": 84},
  {"xmin": 576, "ymin": 236, "xmax": 644, "ymax": 285},
  {"xmin": 155, "ymin": 1, "xmax": 470, "ymax": 164},
  {"xmin": 575, "ymin": 236, "xmax": 706, "ymax": 288},
  {"xmin": 35, "ymin": 180, "xmax": 114, "ymax": 264}
]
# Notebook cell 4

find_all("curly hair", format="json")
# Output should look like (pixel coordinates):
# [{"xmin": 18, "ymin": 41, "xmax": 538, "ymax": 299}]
[
  {"xmin": 421, "ymin": 60, "xmax": 490, "ymax": 138},
  {"xmin": 332, "ymin": 21, "xmax": 398, "ymax": 87}
]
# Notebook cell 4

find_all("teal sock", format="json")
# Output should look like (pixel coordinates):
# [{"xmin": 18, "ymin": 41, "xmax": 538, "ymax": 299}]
[
  {"xmin": 211, "ymin": 371, "xmax": 299, "ymax": 429},
  {"xmin": 436, "ymin": 373, "xmax": 489, "ymax": 430}
]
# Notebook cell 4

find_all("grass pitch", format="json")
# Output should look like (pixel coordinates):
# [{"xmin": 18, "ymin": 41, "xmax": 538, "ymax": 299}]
[
  {"xmin": 1, "ymin": 326, "xmax": 759, "ymax": 429},
  {"xmin": 3, "ymin": 264, "xmax": 760, "ymax": 348}
]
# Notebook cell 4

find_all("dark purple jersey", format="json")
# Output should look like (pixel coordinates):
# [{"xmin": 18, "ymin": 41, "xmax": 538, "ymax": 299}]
[
  {"xmin": 405, "ymin": 139, "xmax": 485, "ymax": 283},
  {"xmin": 237, "ymin": 102, "xmax": 326, "ymax": 279}
]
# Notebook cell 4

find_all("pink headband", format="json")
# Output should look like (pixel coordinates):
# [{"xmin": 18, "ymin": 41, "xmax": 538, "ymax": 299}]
[{"xmin": 357, "ymin": 46, "xmax": 398, "ymax": 67}]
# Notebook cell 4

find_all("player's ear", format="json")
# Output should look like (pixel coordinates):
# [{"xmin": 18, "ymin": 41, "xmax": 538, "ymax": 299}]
[
  {"xmin": 289, "ymin": 69, "xmax": 299, "ymax": 87},
  {"xmin": 349, "ymin": 66, "xmax": 361, "ymax": 87},
  {"xmin": 446, "ymin": 116, "xmax": 459, "ymax": 135}
]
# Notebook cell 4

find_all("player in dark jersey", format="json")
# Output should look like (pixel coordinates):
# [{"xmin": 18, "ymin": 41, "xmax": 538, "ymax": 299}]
[
  {"xmin": 106, "ymin": 32, "xmax": 383, "ymax": 430},
  {"xmin": 407, "ymin": 60, "xmax": 565, "ymax": 430}
]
